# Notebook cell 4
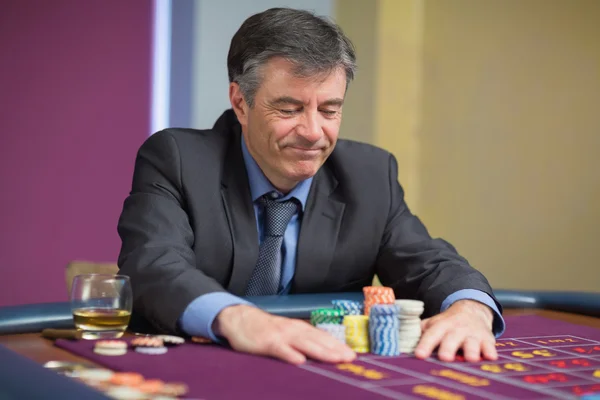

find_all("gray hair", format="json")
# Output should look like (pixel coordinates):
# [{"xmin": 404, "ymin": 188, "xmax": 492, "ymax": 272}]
[{"xmin": 227, "ymin": 7, "xmax": 357, "ymax": 107}]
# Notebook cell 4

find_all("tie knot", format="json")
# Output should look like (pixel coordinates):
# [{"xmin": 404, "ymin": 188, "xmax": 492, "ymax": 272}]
[{"xmin": 260, "ymin": 195, "xmax": 298, "ymax": 237}]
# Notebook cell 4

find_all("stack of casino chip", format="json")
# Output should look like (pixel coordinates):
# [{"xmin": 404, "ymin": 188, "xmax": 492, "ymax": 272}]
[
  {"xmin": 363, "ymin": 286, "xmax": 395, "ymax": 316},
  {"xmin": 395, "ymin": 299, "xmax": 425, "ymax": 354},
  {"xmin": 331, "ymin": 299, "xmax": 364, "ymax": 316},
  {"xmin": 155, "ymin": 334, "xmax": 185, "ymax": 347},
  {"xmin": 316, "ymin": 323, "xmax": 346, "ymax": 343},
  {"xmin": 343, "ymin": 315, "xmax": 370, "ymax": 353},
  {"xmin": 368, "ymin": 304, "xmax": 400, "ymax": 356},
  {"xmin": 130, "ymin": 337, "xmax": 168, "ymax": 355},
  {"xmin": 310, "ymin": 308, "xmax": 344, "ymax": 326},
  {"xmin": 93, "ymin": 340, "xmax": 127, "ymax": 356}
]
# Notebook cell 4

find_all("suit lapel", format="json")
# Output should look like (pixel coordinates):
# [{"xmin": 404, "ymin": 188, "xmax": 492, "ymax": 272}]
[
  {"xmin": 220, "ymin": 130, "xmax": 259, "ymax": 296},
  {"xmin": 292, "ymin": 167, "xmax": 345, "ymax": 293}
]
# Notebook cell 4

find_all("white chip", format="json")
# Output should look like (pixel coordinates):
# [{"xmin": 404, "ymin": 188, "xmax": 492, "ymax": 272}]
[
  {"xmin": 93, "ymin": 347, "xmax": 127, "ymax": 356},
  {"xmin": 71, "ymin": 368, "xmax": 114, "ymax": 382},
  {"xmin": 95, "ymin": 340, "xmax": 127, "ymax": 349},
  {"xmin": 106, "ymin": 386, "xmax": 146, "ymax": 400},
  {"xmin": 395, "ymin": 299, "xmax": 424, "ymax": 307},
  {"xmin": 399, "ymin": 325, "xmax": 422, "ymax": 331},
  {"xmin": 395, "ymin": 300, "xmax": 424, "ymax": 316},
  {"xmin": 135, "ymin": 346, "xmax": 168, "ymax": 355},
  {"xmin": 155, "ymin": 335, "xmax": 185, "ymax": 346}
]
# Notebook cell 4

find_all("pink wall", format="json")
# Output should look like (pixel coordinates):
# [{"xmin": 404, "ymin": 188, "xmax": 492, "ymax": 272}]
[{"xmin": 0, "ymin": 0, "xmax": 152, "ymax": 306}]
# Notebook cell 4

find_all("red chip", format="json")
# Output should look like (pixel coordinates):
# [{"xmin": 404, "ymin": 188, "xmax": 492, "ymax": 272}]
[{"xmin": 130, "ymin": 337, "xmax": 164, "ymax": 348}]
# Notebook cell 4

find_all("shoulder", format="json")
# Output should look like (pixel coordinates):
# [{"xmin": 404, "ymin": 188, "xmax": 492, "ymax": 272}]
[
  {"xmin": 137, "ymin": 127, "xmax": 233, "ymax": 166},
  {"xmin": 142, "ymin": 127, "xmax": 230, "ymax": 152},
  {"xmin": 321, "ymin": 139, "xmax": 396, "ymax": 205},
  {"xmin": 327, "ymin": 138, "xmax": 393, "ymax": 175}
]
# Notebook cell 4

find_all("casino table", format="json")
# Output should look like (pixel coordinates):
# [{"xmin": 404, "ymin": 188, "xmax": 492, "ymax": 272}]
[{"xmin": 1, "ymin": 290, "xmax": 600, "ymax": 400}]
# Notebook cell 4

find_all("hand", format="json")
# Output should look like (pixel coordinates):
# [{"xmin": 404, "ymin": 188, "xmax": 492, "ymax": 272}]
[
  {"xmin": 213, "ymin": 304, "xmax": 356, "ymax": 365},
  {"xmin": 414, "ymin": 300, "xmax": 497, "ymax": 362}
]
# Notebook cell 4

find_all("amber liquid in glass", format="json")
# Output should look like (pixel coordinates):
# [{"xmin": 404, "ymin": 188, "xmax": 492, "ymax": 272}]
[{"xmin": 73, "ymin": 308, "xmax": 131, "ymax": 339}]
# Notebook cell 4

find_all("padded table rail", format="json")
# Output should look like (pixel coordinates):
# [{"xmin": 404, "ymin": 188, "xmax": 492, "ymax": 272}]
[{"xmin": 0, "ymin": 290, "xmax": 599, "ymax": 335}]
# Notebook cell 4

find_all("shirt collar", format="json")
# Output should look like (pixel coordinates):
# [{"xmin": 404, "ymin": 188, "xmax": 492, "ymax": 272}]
[{"xmin": 241, "ymin": 135, "xmax": 312, "ymax": 211}]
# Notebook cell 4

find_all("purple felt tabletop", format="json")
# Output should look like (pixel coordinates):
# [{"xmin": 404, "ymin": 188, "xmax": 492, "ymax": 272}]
[{"xmin": 55, "ymin": 315, "xmax": 600, "ymax": 400}]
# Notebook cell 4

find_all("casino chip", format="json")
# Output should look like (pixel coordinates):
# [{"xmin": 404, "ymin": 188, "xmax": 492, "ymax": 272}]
[
  {"xmin": 110, "ymin": 372, "xmax": 144, "ymax": 386},
  {"xmin": 363, "ymin": 286, "xmax": 395, "ymax": 316},
  {"xmin": 130, "ymin": 337, "xmax": 164, "ymax": 348},
  {"xmin": 343, "ymin": 315, "xmax": 370, "ymax": 353},
  {"xmin": 70, "ymin": 368, "xmax": 114, "ymax": 382},
  {"xmin": 395, "ymin": 299, "xmax": 424, "ymax": 354},
  {"xmin": 135, "ymin": 346, "xmax": 168, "ymax": 355},
  {"xmin": 94, "ymin": 340, "xmax": 127, "ymax": 356},
  {"xmin": 191, "ymin": 336, "xmax": 213, "ymax": 344},
  {"xmin": 105, "ymin": 386, "xmax": 146, "ymax": 400},
  {"xmin": 316, "ymin": 323, "xmax": 346, "ymax": 343},
  {"xmin": 159, "ymin": 382, "xmax": 189, "ymax": 397},
  {"xmin": 369, "ymin": 304, "xmax": 400, "ymax": 356},
  {"xmin": 130, "ymin": 336, "xmax": 169, "ymax": 355},
  {"xmin": 331, "ymin": 299, "xmax": 364, "ymax": 316},
  {"xmin": 310, "ymin": 308, "xmax": 344, "ymax": 326},
  {"xmin": 155, "ymin": 335, "xmax": 185, "ymax": 346},
  {"xmin": 137, "ymin": 379, "xmax": 165, "ymax": 394}
]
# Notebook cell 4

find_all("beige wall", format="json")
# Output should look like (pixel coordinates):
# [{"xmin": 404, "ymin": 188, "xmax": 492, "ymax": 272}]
[
  {"xmin": 335, "ymin": 0, "xmax": 378, "ymax": 144},
  {"xmin": 337, "ymin": 0, "xmax": 600, "ymax": 291}
]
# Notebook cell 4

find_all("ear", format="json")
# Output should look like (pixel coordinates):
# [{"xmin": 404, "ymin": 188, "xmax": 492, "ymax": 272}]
[{"xmin": 229, "ymin": 82, "xmax": 249, "ymax": 129}]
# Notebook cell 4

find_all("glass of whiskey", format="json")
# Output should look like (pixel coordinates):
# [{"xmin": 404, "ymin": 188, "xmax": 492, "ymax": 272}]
[{"xmin": 70, "ymin": 274, "xmax": 133, "ymax": 339}]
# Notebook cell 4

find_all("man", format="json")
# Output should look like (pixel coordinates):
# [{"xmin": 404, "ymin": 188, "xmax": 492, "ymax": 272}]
[{"xmin": 117, "ymin": 7, "xmax": 504, "ymax": 366}]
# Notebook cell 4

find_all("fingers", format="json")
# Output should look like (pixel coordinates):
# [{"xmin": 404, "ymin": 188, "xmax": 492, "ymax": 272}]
[
  {"xmin": 269, "ymin": 342, "xmax": 307, "ymax": 365},
  {"xmin": 420, "ymin": 317, "xmax": 432, "ymax": 331},
  {"xmin": 415, "ymin": 317, "xmax": 494, "ymax": 363},
  {"xmin": 291, "ymin": 330, "xmax": 355, "ymax": 363},
  {"xmin": 301, "ymin": 322, "xmax": 356, "ymax": 362},
  {"xmin": 482, "ymin": 338, "xmax": 498, "ymax": 361},
  {"xmin": 226, "ymin": 303, "xmax": 497, "ymax": 366},
  {"xmin": 318, "ymin": 333, "xmax": 356, "ymax": 360},
  {"xmin": 414, "ymin": 320, "xmax": 445, "ymax": 359},
  {"xmin": 437, "ymin": 330, "xmax": 465, "ymax": 362},
  {"xmin": 249, "ymin": 317, "xmax": 355, "ymax": 365},
  {"xmin": 462, "ymin": 336, "xmax": 481, "ymax": 362}
]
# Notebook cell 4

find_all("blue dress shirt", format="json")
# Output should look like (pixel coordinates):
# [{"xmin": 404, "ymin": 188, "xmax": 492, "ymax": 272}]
[{"xmin": 179, "ymin": 136, "xmax": 506, "ymax": 341}]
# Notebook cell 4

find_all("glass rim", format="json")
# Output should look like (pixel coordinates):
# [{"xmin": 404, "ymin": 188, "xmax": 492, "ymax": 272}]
[{"xmin": 72, "ymin": 273, "xmax": 130, "ymax": 280}]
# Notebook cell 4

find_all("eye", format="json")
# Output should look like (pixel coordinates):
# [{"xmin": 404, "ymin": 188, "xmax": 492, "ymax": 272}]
[
  {"xmin": 321, "ymin": 110, "xmax": 338, "ymax": 117},
  {"xmin": 279, "ymin": 109, "xmax": 299, "ymax": 115}
]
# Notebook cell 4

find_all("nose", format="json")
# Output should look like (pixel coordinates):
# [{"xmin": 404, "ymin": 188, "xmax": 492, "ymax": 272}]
[{"xmin": 297, "ymin": 111, "xmax": 323, "ymax": 143}]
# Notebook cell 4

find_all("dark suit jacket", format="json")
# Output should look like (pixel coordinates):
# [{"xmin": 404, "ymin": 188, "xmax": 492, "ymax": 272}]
[{"xmin": 117, "ymin": 109, "xmax": 500, "ymax": 333}]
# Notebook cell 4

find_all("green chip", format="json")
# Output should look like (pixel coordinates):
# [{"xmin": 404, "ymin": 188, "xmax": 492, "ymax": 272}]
[{"xmin": 310, "ymin": 308, "xmax": 345, "ymax": 325}]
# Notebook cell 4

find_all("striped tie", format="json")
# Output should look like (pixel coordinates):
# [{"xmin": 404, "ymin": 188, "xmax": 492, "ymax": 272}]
[{"xmin": 245, "ymin": 195, "xmax": 298, "ymax": 296}]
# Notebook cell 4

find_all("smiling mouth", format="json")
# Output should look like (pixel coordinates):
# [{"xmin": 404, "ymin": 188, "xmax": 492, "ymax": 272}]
[
  {"xmin": 285, "ymin": 147, "xmax": 323, "ymax": 159},
  {"xmin": 288, "ymin": 147, "xmax": 322, "ymax": 152}
]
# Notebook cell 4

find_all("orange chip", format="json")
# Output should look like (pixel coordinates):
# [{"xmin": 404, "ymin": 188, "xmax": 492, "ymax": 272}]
[
  {"xmin": 191, "ymin": 336, "xmax": 213, "ymax": 344},
  {"xmin": 137, "ymin": 379, "xmax": 165, "ymax": 394},
  {"xmin": 363, "ymin": 287, "xmax": 394, "ymax": 297},
  {"xmin": 362, "ymin": 286, "xmax": 383, "ymax": 294},
  {"xmin": 363, "ymin": 286, "xmax": 396, "ymax": 315},
  {"xmin": 110, "ymin": 372, "xmax": 144, "ymax": 386}
]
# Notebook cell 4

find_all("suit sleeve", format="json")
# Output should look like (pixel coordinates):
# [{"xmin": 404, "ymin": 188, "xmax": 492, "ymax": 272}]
[
  {"xmin": 117, "ymin": 131, "xmax": 229, "ymax": 334},
  {"xmin": 375, "ymin": 154, "xmax": 503, "ymax": 318}
]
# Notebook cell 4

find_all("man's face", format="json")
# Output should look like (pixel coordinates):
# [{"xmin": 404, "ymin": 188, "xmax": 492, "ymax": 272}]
[{"xmin": 233, "ymin": 58, "xmax": 346, "ymax": 192}]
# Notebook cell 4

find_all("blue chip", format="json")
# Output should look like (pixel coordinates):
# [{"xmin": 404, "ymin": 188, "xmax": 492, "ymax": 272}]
[
  {"xmin": 368, "ymin": 308, "xmax": 400, "ymax": 356},
  {"xmin": 369, "ymin": 304, "xmax": 398, "ymax": 316},
  {"xmin": 331, "ymin": 300, "xmax": 364, "ymax": 315}
]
